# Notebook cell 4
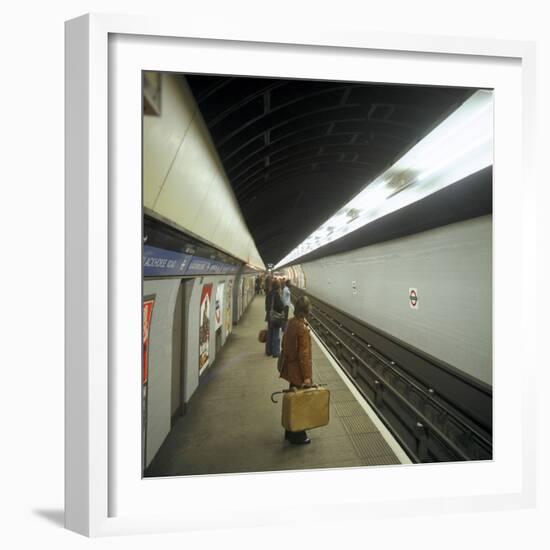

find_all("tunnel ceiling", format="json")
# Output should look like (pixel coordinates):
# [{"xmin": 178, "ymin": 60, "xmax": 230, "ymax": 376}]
[{"xmin": 185, "ymin": 75, "xmax": 474, "ymax": 266}]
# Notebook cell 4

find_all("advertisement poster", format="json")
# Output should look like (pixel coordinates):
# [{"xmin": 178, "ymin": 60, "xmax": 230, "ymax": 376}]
[
  {"xmin": 225, "ymin": 279, "xmax": 233, "ymax": 335},
  {"xmin": 199, "ymin": 284, "xmax": 212, "ymax": 371},
  {"xmin": 143, "ymin": 298, "xmax": 155, "ymax": 384},
  {"xmin": 238, "ymin": 278, "xmax": 244, "ymax": 317},
  {"xmin": 142, "ymin": 297, "xmax": 155, "ymax": 472},
  {"xmin": 246, "ymin": 276, "xmax": 255, "ymax": 304},
  {"xmin": 215, "ymin": 283, "xmax": 224, "ymax": 330}
]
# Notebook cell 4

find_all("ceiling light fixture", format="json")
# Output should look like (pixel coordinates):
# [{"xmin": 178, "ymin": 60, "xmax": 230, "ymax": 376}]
[{"xmin": 274, "ymin": 89, "xmax": 493, "ymax": 268}]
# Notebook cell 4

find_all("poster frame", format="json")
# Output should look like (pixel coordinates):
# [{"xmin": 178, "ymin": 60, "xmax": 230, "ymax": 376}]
[
  {"xmin": 214, "ymin": 282, "xmax": 224, "ymax": 331},
  {"xmin": 141, "ymin": 295, "xmax": 155, "ymax": 474},
  {"xmin": 199, "ymin": 283, "xmax": 213, "ymax": 371}
]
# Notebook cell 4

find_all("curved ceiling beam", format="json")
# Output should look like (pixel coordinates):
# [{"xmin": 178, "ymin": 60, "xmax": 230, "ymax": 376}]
[
  {"xmin": 218, "ymin": 103, "xmax": 423, "ymax": 158},
  {"xmin": 185, "ymin": 74, "xmax": 474, "ymax": 264}
]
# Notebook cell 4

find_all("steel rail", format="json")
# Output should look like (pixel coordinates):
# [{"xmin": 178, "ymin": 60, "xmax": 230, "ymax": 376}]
[
  {"xmin": 311, "ymin": 309, "xmax": 478, "ymax": 461},
  {"xmin": 312, "ymin": 304, "xmax": 491, "ymax": 443}
]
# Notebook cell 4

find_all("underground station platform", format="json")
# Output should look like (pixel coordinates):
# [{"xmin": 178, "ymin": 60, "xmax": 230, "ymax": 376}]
[{"xmin": 145, "ymin": 295, "xmax": 406, "ymax": 477}]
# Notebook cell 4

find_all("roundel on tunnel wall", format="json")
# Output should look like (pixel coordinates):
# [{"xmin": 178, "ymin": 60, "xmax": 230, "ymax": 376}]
[{"xmin": 409, "ymin": 288, "xmax": 419, "ymax": 310}]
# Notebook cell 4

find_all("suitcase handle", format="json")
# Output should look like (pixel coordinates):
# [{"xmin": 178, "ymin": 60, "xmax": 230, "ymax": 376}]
[
  {"xmin": 270, "ymin": 384, "xmax": 327, "ymax": 403},
  {"xmin": 270, "ymin": 388, "xmax": 297, "ymax": 403},
  {"xmin": 270, "ymin": 391, "xmax": 284, "ymax": 403}
]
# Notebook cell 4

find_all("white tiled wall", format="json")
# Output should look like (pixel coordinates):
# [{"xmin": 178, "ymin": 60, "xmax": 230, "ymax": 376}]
[{"xmin": 143, "ymin": 73, "xmax": 264, "ymax": 269}]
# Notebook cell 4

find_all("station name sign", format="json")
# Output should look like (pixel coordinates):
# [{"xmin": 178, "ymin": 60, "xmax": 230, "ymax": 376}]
[{"xmin": 143, "ymin": 245, "xmax": 239, "ymax": 277}]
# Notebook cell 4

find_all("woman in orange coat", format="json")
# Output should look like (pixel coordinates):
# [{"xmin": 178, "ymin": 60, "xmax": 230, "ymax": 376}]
[{"xmin": 279, "ymin": 295, "xmax": 313, "ymax": 444}]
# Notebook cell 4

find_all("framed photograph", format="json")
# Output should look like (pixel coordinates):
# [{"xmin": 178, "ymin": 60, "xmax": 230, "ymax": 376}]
[{"xmin": 65, "ymin": 13, "xmax": 536, "ymax": 537}]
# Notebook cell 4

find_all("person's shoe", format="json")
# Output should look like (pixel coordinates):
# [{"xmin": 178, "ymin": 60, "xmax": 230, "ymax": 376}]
[
  {"xmin": 289, "ymin": 436, "xmax": 311, "ymax": 445},
  {"xmin": 289, "ymin": 431, "xmax": 311, "ymax": 445}
]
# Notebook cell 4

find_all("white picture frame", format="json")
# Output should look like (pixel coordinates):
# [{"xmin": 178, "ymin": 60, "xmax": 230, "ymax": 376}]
[{"xmin": 65, "ymin": 13, "xmax": 537, "ymax": 537}]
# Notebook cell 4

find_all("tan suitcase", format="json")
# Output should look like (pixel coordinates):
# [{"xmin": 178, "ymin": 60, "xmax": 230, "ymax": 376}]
[{"xmin": 280, "ymin": 386, "xmax": 330, "ymax": 431}]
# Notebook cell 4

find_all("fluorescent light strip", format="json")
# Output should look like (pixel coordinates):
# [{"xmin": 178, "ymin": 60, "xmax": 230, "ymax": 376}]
[{"xmin": 275, "ymin": 89, "xmax": 493, "ymax": 268}]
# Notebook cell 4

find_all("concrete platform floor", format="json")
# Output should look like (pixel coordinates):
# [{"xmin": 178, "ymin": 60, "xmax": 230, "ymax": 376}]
[{"xmin": 146, "ymin": 294, "xmax": 402, "ymax": 477}]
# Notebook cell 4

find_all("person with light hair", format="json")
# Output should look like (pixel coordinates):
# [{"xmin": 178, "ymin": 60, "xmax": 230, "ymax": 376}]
[{"xmin": 281, "ymin": 279, "xmax": 291, "ymax": 331}]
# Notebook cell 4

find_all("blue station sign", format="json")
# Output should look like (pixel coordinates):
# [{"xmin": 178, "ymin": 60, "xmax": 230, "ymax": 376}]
[{"xmin": 143, "ymin": 245, "xmax": 240, "ymax": 277}]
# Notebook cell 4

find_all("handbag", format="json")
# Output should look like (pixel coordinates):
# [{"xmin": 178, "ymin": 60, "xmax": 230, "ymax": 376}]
[
  {"xmin": 268, "ymin": 293, "xmax": 285, "ymax": 328},
  {"xmin": 270, "ymin": 310, "xmax": 285, "ymax": 328},
  {"xmin": 258, "ymin": 329, "xmax": 267, "ymax": 343}
]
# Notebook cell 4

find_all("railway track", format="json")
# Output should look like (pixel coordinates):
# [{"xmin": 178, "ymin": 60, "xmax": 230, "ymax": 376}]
[{"xmin": 292, "ymin": 288, "xmax": 493, "ymax": 463}]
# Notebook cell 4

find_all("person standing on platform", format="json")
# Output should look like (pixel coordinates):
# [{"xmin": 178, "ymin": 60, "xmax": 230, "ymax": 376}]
[
  {"xmin": 264, "ymin": 276, "xmax": 272, "ymax": 355},
  {"xmin": 281, "ymin": 279, "xmax": 291, "ymax": 332},
  {"xmin": 265, "ymin": 279, "xmax": 284, "ymax": 358},
  {"xmin": 279, "ymin": 296, "xmax": 313, "ymax": 444},
  {"xmin": 264, "ymin": 277, "xmax": 272, "ymax": 312}
]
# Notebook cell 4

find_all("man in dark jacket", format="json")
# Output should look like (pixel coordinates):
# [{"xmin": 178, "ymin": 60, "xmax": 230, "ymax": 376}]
[{"xmin": 265, "ymin": 279, "xmax": 285, "ymax": 357}]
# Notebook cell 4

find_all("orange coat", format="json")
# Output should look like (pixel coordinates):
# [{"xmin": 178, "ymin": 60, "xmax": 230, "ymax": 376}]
[{"xmin": 279, "ymin": 317, "xmax": 312, "ymax": 386}]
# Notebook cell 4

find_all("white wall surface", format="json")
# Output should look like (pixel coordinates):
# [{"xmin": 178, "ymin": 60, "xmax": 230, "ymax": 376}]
[
  {"xmin": 301, "ymin": 216, "xmax": 492, "ymax": 384},
  {"xmin": 184, "ymin": 273, "xmax": 255, "ymax": 403},
  {"xmin": 144, "ymin": 73, "xmax": 265, "ymax": 269},
  {"xmin": 143, "ymin": 278, "xmax": 182, "ymax": 466},
  {"xmin": 3, "ymin": 1, "xmax": 547, "ymax": 548},
  {"xmin": 184, "ymin": 275, "xmax": 222, "ymax": 403},
  {"xmin": 142, "ymin": 274, "xmax": 246, "ymax": 464}
]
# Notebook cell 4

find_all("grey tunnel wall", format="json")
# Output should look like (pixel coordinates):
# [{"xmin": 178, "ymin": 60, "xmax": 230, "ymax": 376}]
[{"xmin": 299, "ymin": 215, "xmax": 492, "ymax": 385}]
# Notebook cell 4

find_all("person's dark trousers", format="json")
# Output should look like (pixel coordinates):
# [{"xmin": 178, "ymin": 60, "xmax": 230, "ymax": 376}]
[
  {"xmin": 268, "ymin": 325, "xmax": 280, "ymax": 357},
  {"xmin": 265, "ymin": 323, "xmax": 271, "ymax": 355}
]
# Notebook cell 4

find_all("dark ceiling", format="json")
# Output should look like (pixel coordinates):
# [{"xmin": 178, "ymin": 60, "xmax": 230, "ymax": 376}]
[{"xmin": 185, "ymin": 75, "xmax": 474, "ymax": 266}]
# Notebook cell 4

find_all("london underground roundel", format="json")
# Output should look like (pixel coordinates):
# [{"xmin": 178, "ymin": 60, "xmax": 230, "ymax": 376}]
[{"xmin": 409, "ymin": 288, "xmax": 419, "ymax": 309}]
